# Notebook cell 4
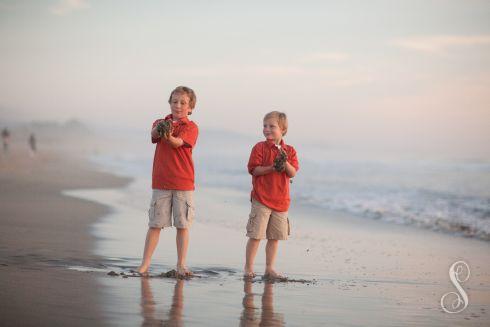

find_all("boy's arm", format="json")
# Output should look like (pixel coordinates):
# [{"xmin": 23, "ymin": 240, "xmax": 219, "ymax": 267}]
[
  {"xmin": 252, "ymin": 165, "xmax": 274, "ymax": 176},
  {"xmin": 164, "ymin": 133, "xmax": 184, "ymax": 148},
  {"xmin": 253, "ymin": 162, "xmax": 296, "ymax": 177},
  {"xmin": 152, "ymin": 126, "xmax": 182, "ymax": 148},
  {"xmin": 163, "ymin": 124, "xmax": 185, "ymax": 148},
  {"xmin": 284, "ymin": 146, "xmax": 299, "ymax": 178},
  {"xmin": 284, "ymin": 161, "xmax": 296, "ymax": 178},
  {"xmin": 153, "ymin": 122, "xmax": 185, "ymax": 148}
]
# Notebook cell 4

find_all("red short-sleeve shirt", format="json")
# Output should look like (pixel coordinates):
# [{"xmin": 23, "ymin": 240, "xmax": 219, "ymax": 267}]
[
  {"xmin": 247, "ymin": 139, "xmax": 299, "ymax": 212},
  {"xmin": 151, "ymin": 115, "xmax": 199, "ymax": 190}
]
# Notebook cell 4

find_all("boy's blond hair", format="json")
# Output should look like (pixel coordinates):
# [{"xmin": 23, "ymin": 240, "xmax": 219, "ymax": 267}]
[
  {"xmin": 168, "ymin": 86, "xmax": 197, "ymax": 113},
  {"xmin": 264, "ymin": 111, "xmax": 288, "ymax": 136}
]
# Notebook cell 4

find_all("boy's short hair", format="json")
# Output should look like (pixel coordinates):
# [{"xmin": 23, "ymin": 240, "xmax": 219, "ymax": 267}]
[
  {"xmin": 168, "ymin": 86, "xmax": 197, "ymax": 112},
  {"xmin": 264, "ymin": 111, "xmax": 288, "ymax": 136}
]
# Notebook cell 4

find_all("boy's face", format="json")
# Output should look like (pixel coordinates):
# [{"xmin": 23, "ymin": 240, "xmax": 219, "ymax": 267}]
[
  {"xmin": 263, "ymin": 118, "xmax": 284, "ymax": 143},
  {"xmin": 170, "ymin": 93, "xmax": 192, "ymax": 120}
]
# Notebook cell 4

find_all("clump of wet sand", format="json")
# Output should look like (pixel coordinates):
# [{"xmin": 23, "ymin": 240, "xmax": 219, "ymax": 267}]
[
  {"xmin": 107, "ymin": 269, "xmax": 198, "ymax": 280},
  {"xmin": 246, "ymin": 275, "xmax": 317, "ymax": 285}
]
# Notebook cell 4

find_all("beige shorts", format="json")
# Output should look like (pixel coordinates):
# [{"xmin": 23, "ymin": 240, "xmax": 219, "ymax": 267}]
[
  {"xmin": 148, "ymin": 189, "xmax": 195, "ymax": 229},
  {"xmin": 246, "ymin": 199, "xmax": 290, "ymax": 240}
]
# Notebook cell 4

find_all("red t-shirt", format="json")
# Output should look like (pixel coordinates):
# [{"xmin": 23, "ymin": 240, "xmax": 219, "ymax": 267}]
[
  {"xmin": 151, "ymin": 115, "xmax": 199, "ymax": 190},
  {"xmin": 247, "ymin": 139, "xmax": 299, "ymax": 212}
]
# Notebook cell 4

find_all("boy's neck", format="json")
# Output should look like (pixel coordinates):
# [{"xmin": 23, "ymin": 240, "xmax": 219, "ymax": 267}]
[
  {"xmin": 170, "ymin": 114, "xmax": 187, "ymax": 122},
  {"xmin": 267, "ymin": 138, "xmax": 282, "ymax": 145}
]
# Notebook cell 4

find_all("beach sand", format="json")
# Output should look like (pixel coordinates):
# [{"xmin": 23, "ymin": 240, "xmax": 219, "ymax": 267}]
[
  {"xmin": 1, "ymin": 141, "xmax": 489, "ymax": 326},
  {"xmin": 0, "ymin": 145, "xmax": 130, "ymax": 327}
]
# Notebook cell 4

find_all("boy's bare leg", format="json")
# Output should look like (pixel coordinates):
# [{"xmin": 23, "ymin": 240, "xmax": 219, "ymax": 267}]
[
  {"xmin": 176, "ymin": 228, "xmax": 190, "ymax": 275},
  {"xmin": 264, "ymin": 239, "xmax": 279, "ymax": 276},
  {"xmin": 138, "ymin": 227, "xmax": 162, "ymax": 273},
  {"xmin": 244, "ymin": 238, "xmax": 260, "ymax": 276}
]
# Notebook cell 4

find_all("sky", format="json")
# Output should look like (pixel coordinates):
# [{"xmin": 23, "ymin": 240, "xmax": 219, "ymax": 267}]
[{"xmin": 1, "ymin": 0, "xmax": 489, "ymax": 159}]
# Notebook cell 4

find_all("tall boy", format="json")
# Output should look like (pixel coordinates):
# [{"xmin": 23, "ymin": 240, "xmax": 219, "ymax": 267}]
[
  {"xmin": 244, "ymin": 111, "xmax": 299, "ymax": 279},
  {"xmin": 137, "ymin": 86, "xmax": 198, "ymax": 277}
]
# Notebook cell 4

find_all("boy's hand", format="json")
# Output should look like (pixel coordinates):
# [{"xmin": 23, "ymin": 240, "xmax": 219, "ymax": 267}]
[
  {"xmin": 273, "ymin": 149, "xmax": 288, "ymax": 172},
  {"xmin": 157, "ymin": 120, "xmax": 173, "ymax": 138},
  {"xmin": 168, "ymin": 123, "xmax": 175, "ymax": 138}
]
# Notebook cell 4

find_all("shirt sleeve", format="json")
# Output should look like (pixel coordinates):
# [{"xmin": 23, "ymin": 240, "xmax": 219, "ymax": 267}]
[
  {"xmin": 179, "ymin": 123, "xmax": 198, "ymax": 148},
  {"xmin": 247, "ymin": 143, "xmax": 263, "ymax": 175},
  {"xmin": 287, "ymin": 146, "xmax": 299, "ymax": 171},
  {"xmin": 151, "ymin": 120, "xmax": 162, "ymax": 144}
]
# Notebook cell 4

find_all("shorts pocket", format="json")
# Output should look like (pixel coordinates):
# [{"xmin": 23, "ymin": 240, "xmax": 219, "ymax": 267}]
[
  {"xmin": 148, "ymin": 200, "xmax": 157, "ymax": 219},
  {"xmin": 186, "ymin": 201, "xmax": 195, "ymax": 222},
  {"xmin": 287, "ymin": 217, "xmax": 291, "ymax": 236},
  {"xmin": 246, "ymin": 212, "xmax": 257, "ymax": 233},
  {"xmin": 151, "ymin": 198, "xmax": 168, "ymax": 220}
]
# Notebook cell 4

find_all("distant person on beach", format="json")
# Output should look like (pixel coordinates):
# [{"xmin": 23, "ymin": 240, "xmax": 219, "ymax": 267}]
[
  {"xmin": 244, "ymin": 111, "xmax": 299, "ymax": 280},
  {"xmin": 137, "ymin": 86, "xmax": 198, "ymax": 277},
  {"xmin": 28, "ymin": 133, "xmax": 36, "ymax": 156},
  {"xmin": 2, "ymin": 128, "xmax": 10, "ymax": 154}
]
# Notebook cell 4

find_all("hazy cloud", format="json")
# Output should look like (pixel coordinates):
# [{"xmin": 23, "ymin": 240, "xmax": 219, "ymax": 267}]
[
  {"xmin": 50, "ymin": 0, "xmax": 89, "ymax": 16},
  {"xmin": 165, "ymin": 63, "xmax": 373, "ymax": 86},
  {"xmin": 392, "ymin": 35, "xmax": 490, "ymax": 53},
  {"xmin": 300, "ymin": 52, "xmax": 350, "ymax": 63}
]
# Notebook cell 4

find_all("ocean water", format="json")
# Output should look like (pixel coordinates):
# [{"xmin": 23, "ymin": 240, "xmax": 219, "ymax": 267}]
[{"xmin": 89, "ymin": 129, "xmax": 490, "ymax": 242}]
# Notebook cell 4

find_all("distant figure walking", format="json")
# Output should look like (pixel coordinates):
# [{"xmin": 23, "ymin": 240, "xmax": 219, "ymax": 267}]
[
  {"xmin": 29, "ymin": 133, "xmax": 36, "ymax": 157},
  {"xmin": 2, "ymin": 128, "xmax": 10, "ymax": 154}
]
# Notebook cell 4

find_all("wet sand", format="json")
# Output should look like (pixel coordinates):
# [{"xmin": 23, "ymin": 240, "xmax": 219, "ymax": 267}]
[
  {"xmin": 0, "ymin": 146, "xmax": 130, "ymax": 326},
  {"xmin": 68, "ymin": 182, "xmax": 490, "ymax": 326}
]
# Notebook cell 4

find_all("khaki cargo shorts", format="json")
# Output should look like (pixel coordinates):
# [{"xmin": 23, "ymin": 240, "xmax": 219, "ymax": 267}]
[
  {"xmin": 246, "ymin": 199, "xmax": 290, "ymax": 240},
  {"xmin": 148, "ymin": 189, "xmax": 195, "ymax": 229}
]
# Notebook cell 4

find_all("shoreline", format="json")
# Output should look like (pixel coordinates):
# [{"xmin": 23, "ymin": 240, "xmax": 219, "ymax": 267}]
[{"xmin": 0, "ymin": 147, "xmax": 131, "ymax": 326}]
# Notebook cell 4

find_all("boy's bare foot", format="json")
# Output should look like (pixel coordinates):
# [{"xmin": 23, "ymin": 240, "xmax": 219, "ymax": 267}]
[
  {"xmin": 176, "ymin": 265, "xmax": 192, "ymax": 278},
  {"xmin": 130, "ymin": 268, "xmax": 150, "ymax": 277},
  {"xmin": 136, "ymin": 265, "xmax": 149, "ymax": 274},
  {"xmin": 243, "ymin": 271, "xmax": 257, "ymax": 280},
  {"xmin": 263, "ymin": 270, "xmax": 287, "ymax": 281},
  {"xmin": 243, "ymin": 268, "xmax": 256, "ymax": 279}
]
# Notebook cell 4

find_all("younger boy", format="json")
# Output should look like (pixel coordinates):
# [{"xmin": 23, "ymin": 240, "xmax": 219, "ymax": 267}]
[
  {"xmin": 244, "ymin": 111, "xmax": 299, "ymax": 279},
  {"xmin": 137, "ymin": 86, "xmax": 198, "ymax": 277}
]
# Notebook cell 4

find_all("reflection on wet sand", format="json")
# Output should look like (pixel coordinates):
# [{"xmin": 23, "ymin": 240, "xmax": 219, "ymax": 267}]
[
  {"xmin": 140, "ymin": 278, "xmax": 184, "ymax": 327},
  {"xmin": 240, "ymin": 280, "xmax": 285, "ymax": 326}
]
